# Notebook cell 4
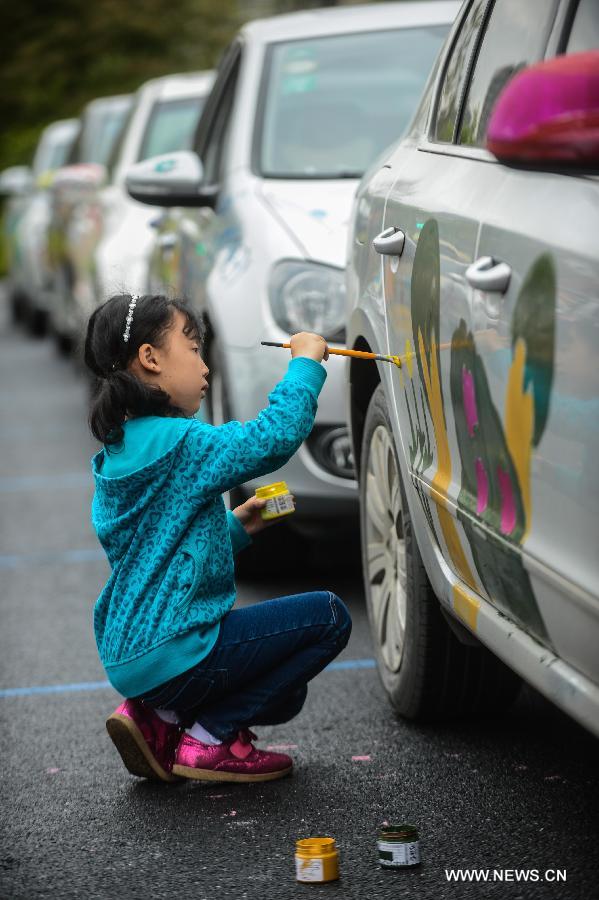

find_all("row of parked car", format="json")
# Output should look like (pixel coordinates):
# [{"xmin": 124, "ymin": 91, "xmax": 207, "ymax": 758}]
[{"xmin": 3, "ymin": 0, "xmax": 598, "ymax": 739}]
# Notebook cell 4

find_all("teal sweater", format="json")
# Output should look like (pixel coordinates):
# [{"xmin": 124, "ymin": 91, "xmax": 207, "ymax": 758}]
[{"xmin": 90, "ymin": 356, "xmax": 326, "ymax": 696}]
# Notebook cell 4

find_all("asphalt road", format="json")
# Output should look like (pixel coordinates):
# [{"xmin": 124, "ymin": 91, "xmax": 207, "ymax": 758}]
[{"xmin": 1, "ymin": 293, "xmax": 598, "ymax": 900}]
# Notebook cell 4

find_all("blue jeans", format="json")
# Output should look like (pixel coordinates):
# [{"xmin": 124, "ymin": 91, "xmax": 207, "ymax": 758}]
[{"xmin": 136, "ymin": 591, "xmax": 352, "ymax": 741}]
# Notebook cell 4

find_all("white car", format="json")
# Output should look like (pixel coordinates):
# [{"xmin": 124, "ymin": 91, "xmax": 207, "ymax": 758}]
[
  {"xmin": 125, "ymin": 2, "xmax": 458, "ymax": 544},
  {"xmin": 2, "ymin": 118, "xmax": 78, "ymax": 333},
  {"xmin": 94, "ymin": 72, "xmax": 215, "ymax": 306}
]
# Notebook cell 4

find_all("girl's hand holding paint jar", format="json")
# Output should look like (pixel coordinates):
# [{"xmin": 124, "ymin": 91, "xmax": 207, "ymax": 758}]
[
  {"xmin": 232, "ymin": 493, "xmax": 295, "ymax": 535},
  {"xmin": 289, "ymin": 332, "xmax": 329, "ymax": 363}
]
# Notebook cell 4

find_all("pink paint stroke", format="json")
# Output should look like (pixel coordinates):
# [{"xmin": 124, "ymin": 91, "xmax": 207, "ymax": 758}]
[
  {"xmin": 497, "ymin": 465, "xmax": 516, "ymax": 534},
  {"xmin": 266, "ymin": 744, "xmax": 298, "ymax": 751},
  {"xmin": 462, "ymin": 366, "xmax": 479, "ymax": 437},
  {"xmin": 475, "ymin": 458, "xmax": 488, "ymax": 515},
  {"xmin": 351, "ymin": 755, "xmax": 371, "ymax": 762}
]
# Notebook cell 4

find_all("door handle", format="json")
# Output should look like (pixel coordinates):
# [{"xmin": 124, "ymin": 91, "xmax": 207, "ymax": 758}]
[
  {"xmin": 373, "ymin": 226, "xmax": 405, "ymax": 256},
  {"xmin": 465, "ymin": 256, "xmax": 511, "ymax": 293},
  {"xmin": 158, "ymin": 233, "xmax": 177, "ymax": 250}
]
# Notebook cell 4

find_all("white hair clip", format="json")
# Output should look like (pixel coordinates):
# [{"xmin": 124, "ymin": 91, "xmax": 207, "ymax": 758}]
[{"xmin": 122, "ymin": 294, "xmax": 139, "ymax": 343}]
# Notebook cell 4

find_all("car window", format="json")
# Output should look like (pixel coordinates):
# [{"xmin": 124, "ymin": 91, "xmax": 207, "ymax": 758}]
[
  {"xmin": 33, "ymin": 132, "xmax": 73, "ymax": 175},
  {"xmin": 433, "ymin": 0, "xmax": 491, "ymax": 144},
  {"xmin": 566, "ymin": 0, "xmax": 599, "ymax": 53},
  {"xmin": 457, "ymin": 0, "xmax": 559, "ymax": 147},
  {"xmin": 46, "ymin": 135, "xmax": 77, "ymax": 171},
  {"xmin": 80, "ymin": 101, "xmax": 132, "ymax": 166},
  {"xmin": 105, "ymin": 104, "xmax": 136, "ymax": 178},
  {"xmin": 138, "ymin": 97, "xmax": 206, "ymax": 161},
  {"xmin": 202, "ymin": 56, "xmax": 240, "ymax": 184},
  {"xmin": 258, "ymin": 25, "xmax": 449, "ymax": 179}
]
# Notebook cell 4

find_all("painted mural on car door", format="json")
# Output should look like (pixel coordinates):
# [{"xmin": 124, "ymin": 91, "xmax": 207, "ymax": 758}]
[{"xmin": 403, "ymin": 219, "xmax": 554, "ymax": 643}]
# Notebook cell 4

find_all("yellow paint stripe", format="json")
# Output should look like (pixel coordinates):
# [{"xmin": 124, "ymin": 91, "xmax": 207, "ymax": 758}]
[
  {"xmin": 417, "ymin": 327, "xmax": 478, "ymax": 593},
  {"xmin": 452, "ymin": 584, "xmax": 481, "ymax": 632},
  {"xmin": 504, "ymin": 337, "xmax": 534, "ymax": 539}
]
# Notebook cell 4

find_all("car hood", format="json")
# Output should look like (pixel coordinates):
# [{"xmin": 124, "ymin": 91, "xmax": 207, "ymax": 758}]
[{"xmin": 257, "ymin": 179, "xmax": 359, "ymax": 268}]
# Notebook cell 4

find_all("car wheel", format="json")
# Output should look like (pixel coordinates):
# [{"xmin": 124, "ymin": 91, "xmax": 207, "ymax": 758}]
[
  {"xmin": 360, "ymin": 384, "xmax": 521, "ymax": 721},
  {"xmin": 9, "ymin": 290, "xmax": 25, "ymax": 325},
  {"xmin": 53, "ymin": 328, "xmax": 73, "ymax": 357},
  {"xmin": 26, "ymin": 306, "xmax": 48, "ymax": 338}
]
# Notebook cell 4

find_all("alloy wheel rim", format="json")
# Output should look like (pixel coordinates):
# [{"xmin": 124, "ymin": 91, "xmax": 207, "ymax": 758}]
[{"xmin": 365, "ymin": 424, "xmax": 407, "ymax": 672}]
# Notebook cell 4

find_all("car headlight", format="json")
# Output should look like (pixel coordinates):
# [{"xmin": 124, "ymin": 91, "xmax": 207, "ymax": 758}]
[{"xmin": 268, "ymin": 260, "xmax": 346, "ymax": 341}]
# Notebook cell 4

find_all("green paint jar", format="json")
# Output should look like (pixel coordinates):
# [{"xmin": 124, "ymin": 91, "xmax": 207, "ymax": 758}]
[{"xmin": 377, "ymin": 823, "xmax": 420, "ymax": 868}]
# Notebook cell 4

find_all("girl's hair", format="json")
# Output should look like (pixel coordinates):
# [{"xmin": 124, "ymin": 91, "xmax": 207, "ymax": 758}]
[{"xmin": 84, "ymin": 293, "xmax": 204, "ymax": 448}]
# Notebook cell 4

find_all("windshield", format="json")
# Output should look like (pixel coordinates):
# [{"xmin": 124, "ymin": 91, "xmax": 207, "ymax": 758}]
[
  {"xmin": 81, "ymin": 100, "xmax": 132, "ymax": 166},
  {"xmin": 138, "ymin": 96, "xmax": 206, "ymax": 161},
  {"xmin": 33, "ymin": 128, "xmax": 77, "ymax": 175},
  {"xmin": 258, "ymin": 26, "xmax": 448, "ymax": 179}
]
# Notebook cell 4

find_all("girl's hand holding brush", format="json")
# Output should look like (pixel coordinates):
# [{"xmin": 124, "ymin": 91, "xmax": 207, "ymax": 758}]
[{"xmin": 289, "ymin": 332, "xmax": 329, "ymax": 363}]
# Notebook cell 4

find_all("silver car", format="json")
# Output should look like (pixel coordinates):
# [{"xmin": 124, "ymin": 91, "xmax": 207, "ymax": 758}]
[
  {"xmin": 125, "ymin": 2, "xmax": 458, "ymax": 540},
  {"xmin": 2, "ymin": 118, "xmax": 78, "ymax": 333},
  {"xmin": 48, "ymin": 94, "xmax": 133, "ymax": 354},
  {"xmin": 346, "ymin": 0, "xmax": 599, "ymax": 736}
]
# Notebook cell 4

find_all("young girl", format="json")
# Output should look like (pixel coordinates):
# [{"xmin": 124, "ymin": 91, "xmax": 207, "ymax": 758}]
[{"xmin": 85, "ymin": 292, "xmax": 352, "ymax": 784}]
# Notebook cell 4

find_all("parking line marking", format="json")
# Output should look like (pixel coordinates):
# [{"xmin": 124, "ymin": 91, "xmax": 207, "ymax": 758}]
[
  {"xmin": 0, "ymin": 548, "xmax": 106, "ymax": 568},
  {"xmin": 0, "ymin": 659, "xmax": 377, "ymax": 698}
]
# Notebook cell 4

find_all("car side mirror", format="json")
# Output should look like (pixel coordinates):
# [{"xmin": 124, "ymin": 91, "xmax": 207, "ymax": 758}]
[
  {"xmin": 125, "ymin": 150, "xmax": 218, "ymax": 208},
  {"xmin": 0, "ymin": 166, "xmax": 33, "ymax": 197},
  {"xmin": 487, "ymin": 50, "xmax": 599, "ymax": 173}
]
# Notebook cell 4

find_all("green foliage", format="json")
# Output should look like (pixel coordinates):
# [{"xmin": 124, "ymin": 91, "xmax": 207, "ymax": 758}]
[{"xmin": 0, "ymin": 0, "xmax": 241, "ymax": 172}]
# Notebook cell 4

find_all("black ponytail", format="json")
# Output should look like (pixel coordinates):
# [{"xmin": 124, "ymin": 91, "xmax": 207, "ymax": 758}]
[{"xmin": 84, "ymin": 293, "xmax": 204, "ymax": 448}]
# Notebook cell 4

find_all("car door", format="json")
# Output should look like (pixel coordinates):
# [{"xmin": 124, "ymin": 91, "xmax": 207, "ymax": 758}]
[
  {"xmin": 458, "ymin": 0, "xmax": 599, "ymax": 681},
  {"xmin": 381, "ymin": 0, "xmax": 565, "ymax": 645},
  {"xmin": 381, "ymin": 0, "xmax": 494, "ymax": 604}
]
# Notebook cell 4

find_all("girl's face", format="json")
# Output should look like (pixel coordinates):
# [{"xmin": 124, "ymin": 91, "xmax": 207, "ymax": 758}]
[{"xmin": 130, "ymin": 309, "xmax": 209, "ymax": 416}]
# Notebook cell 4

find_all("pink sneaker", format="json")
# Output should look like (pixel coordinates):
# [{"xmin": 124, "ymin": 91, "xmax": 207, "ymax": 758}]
[
  {"xmin": 105, "ymin": 699, "xmax": 182, "ymax": 783},
  {"xmin": 172, "ymin": 727, "xmax": 293, "ymax": 782}
]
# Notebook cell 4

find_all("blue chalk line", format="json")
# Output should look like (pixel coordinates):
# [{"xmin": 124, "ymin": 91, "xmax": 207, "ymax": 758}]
[{"xmin": 0, "ymin": 659, "xmax": 376, "ymax": 698}]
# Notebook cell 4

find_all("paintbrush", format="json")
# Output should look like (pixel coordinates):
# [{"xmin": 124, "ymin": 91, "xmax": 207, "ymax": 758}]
[{"xmin": 261, "ymin": 341, "xmax": 402, "ymax": 368}]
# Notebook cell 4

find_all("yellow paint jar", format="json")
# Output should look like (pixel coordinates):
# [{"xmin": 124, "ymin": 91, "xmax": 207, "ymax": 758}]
[
  {"xmin": 295, "ymin": 837, "xmax": 339, "ymax": 883},
  {"xmin": 255, "ymin": 481, "xmax": 295, "ymax": 521}
]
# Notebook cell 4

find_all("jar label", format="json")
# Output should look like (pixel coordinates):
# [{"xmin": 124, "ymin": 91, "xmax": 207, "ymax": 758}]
[
  {"xmin": 295, "ymin": 856, "xmax": 324, "ymax": 882},
  {"xmin": 378, "ymin": 840, "xmax": 420, "ymax": 867},
  {"xmin": 265, "ymin": 494, "xmax": 294, "ymax": 516}
]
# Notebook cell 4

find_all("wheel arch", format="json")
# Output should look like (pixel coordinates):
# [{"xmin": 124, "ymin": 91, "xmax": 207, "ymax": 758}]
[{"xmin": 349, "ymin": 335, "xmax": 381, "ymax": 479}]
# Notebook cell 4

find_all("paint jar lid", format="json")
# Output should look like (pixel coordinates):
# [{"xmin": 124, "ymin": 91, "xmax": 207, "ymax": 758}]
[
  {"xmin": 255, "ymin": 481, "xmax": 290, "ymax": 499},
  {"xmin": 296, "ymin": 837, "xmax": 337, "ymax": 857},
  {"xmin": 378, "ymin": 823, "xmax": 419, "ymax": 840}
]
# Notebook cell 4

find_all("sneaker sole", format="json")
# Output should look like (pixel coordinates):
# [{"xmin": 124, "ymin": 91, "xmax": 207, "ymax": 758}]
[
  {"xmin": 171, "ymin": 763, "xmax": 293, "ymax": 783},
  {"xmin": 106, "ymin": 713, "xmax": 180, "ymax": 783}
]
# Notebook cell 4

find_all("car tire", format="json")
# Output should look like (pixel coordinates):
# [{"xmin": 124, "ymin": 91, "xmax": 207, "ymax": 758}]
[
  {"xmin": 27, "ymin": 306, "xmax": 48, "ymax": 338},
  {"xmin": 53, "ymin": 328, "xmax": 73, "ymax": 357},
  {"xmin": 9, "ymin": 290, "xmax": 25, "ymax": 325},
  {"xmin": 360, "ymin": 384, "xmax": 521, "ymax": 721}
]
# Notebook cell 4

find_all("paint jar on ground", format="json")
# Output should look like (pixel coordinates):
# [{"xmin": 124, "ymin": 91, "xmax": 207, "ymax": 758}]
[
  {"xmin": 377, "ymin": 823, "xmax": 420, "ymax": 868},
  {"xmin": 255, "ymin": 481, "xmax": 295, "ymax": 520},
  {"xmin": 295, "ymin": 837, "xmax": 340, "ymax": 883}
]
